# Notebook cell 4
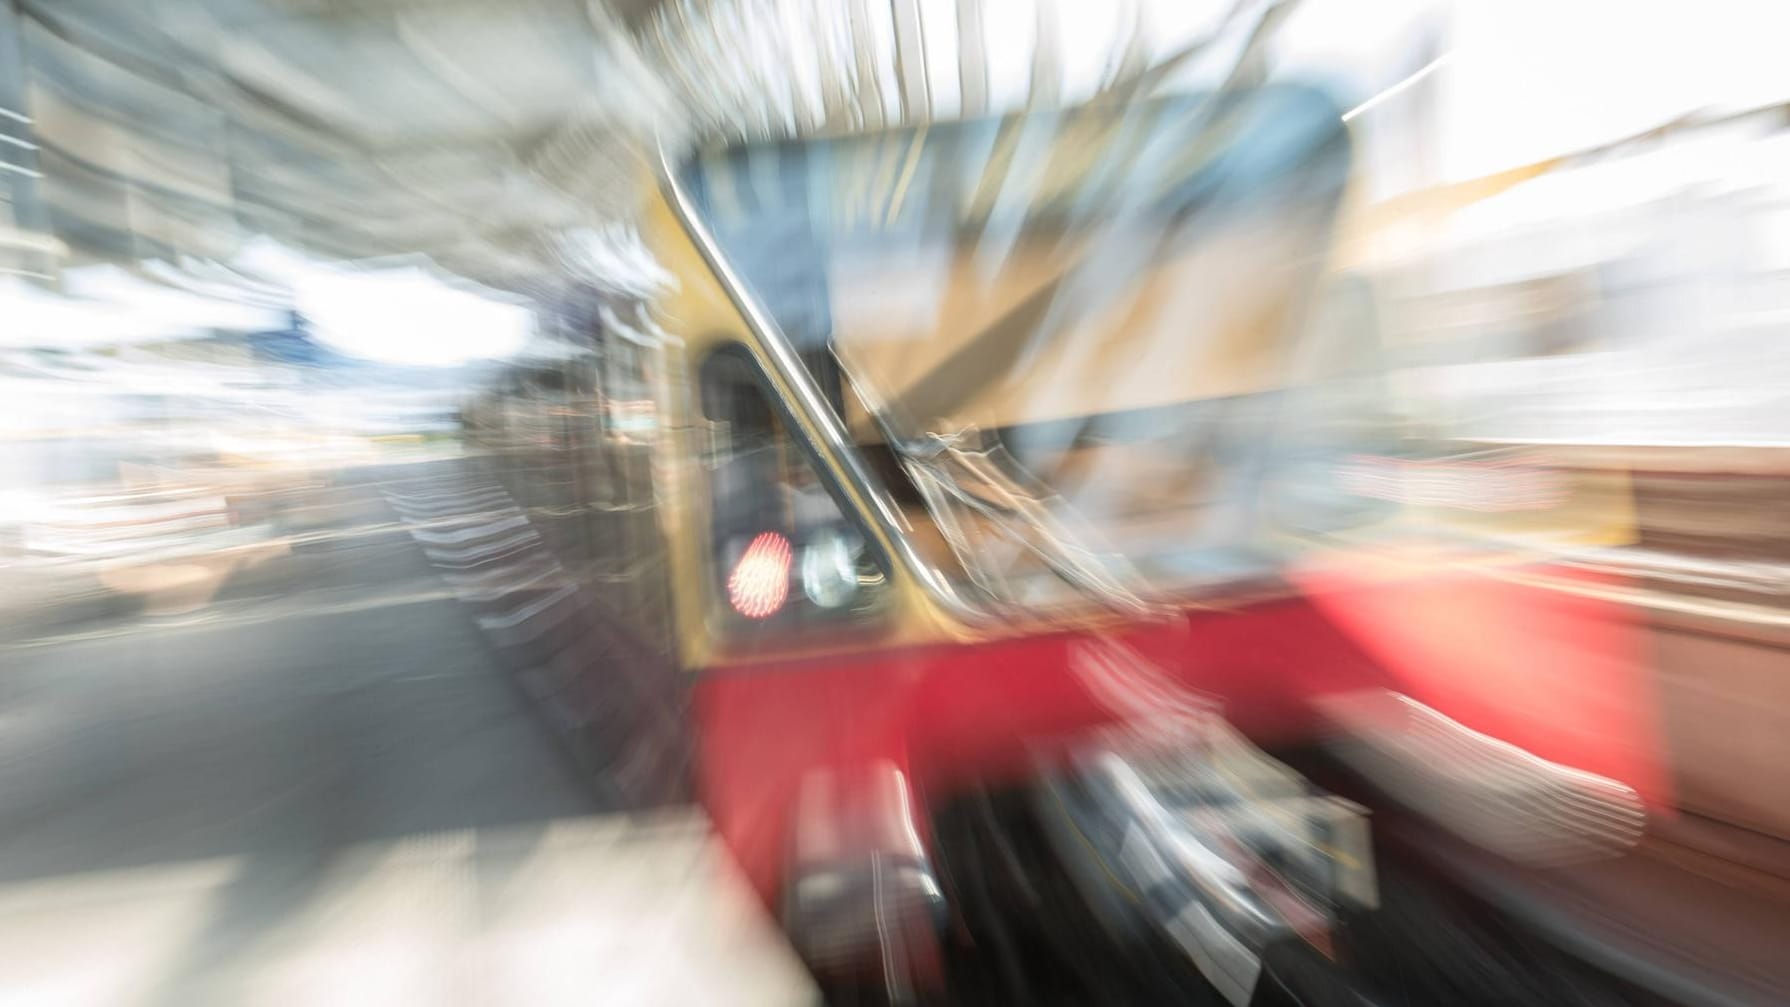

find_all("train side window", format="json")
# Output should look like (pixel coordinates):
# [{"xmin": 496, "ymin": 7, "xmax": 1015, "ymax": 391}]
[{"xmin": 698, "ymin": 346, "xmax": 887, "ymax": 632}]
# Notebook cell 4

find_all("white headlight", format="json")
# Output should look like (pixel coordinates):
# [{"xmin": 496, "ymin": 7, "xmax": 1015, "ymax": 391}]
[{"xmin": 801, "ymin": 529, "xmax": 859, "ymax": 608}]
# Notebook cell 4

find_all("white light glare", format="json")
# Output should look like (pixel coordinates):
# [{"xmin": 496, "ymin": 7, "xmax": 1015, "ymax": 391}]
[
  {"xmin": 296, "ymin": 267, "xmax": 533, "ymax": 367},
  {"xmin": 1341, "ymin": 52, "xmax": 1453, "ymax": 122}
]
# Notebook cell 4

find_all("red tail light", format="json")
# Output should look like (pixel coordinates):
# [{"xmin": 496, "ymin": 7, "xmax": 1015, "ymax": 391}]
[{"xmin": 728, "ymin": 531, "xmax": 792, "ymax": 619}]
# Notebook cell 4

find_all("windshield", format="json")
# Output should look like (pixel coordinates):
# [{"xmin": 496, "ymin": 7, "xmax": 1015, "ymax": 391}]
[{"xmin": 679, "ymin": 86, "xmax": 1396, "ymax": 610}]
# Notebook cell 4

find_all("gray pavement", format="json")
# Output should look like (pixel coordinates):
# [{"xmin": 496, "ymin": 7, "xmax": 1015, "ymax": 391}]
[
  {"xmin": 0, "ymin": 462, "xmax": 596, "ymax": 884},
  {"xmin": 0, "ymin": 462, "xmax": 817, "ymax": 1005}
]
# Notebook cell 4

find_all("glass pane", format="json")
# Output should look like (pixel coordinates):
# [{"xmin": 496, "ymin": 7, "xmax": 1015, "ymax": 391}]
[
  {"xmin": 699, "ymin": 347, "xmax": 886, "ymax": 629},
  {"xmin": 681, "ymin": 87, "xmax": 1390, "ymax": 608}
]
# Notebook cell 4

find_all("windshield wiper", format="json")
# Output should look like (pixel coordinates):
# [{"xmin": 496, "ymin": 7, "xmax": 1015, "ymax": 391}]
[{"xmin": 895, "ymin": 428, "xmax": 1162, "ymax": 617}]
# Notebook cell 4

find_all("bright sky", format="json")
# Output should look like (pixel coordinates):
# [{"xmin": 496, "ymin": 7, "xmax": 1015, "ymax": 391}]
[
  {"xmin": 0, "ymin": 271, "xmax": 284, "ymax": 349},
  {"xmin": 1439, "ymin": 0, "xmax": 1790, "ymax": 180},
  {"xmin": 294, "ymin": 268, "xmax": 534, "ymax": 368},
  {"xmin": 968, "ymin": 0, "xmax": 1790, "ymax": 185},
  {"xmin": 4, "ymin": 245, "xmax": 534, "ymax": 367},
  {"xmin": 235, "ymin": 239, "xmax": 534, "ymax": 367}
]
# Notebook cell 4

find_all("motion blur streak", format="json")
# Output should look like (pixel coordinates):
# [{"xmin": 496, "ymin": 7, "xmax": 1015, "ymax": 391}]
[
  {"xmin": 0, "ymin": 816, "xmax": 812, "ymax": 1005},
  {"xmin": 5, "ymin": 0, "xmax": 1790, "ymax": 1005},
  {"xmin": 1321, "ymin": 689, "xmax": 1646, "ymax": 865},
  {"xmin": 728, "ymin": 531, "xmax": 792, "ymax": 619}
]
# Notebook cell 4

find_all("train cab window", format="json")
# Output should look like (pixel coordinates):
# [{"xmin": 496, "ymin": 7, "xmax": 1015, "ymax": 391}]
[
  {"xmin": 682, "ymin": 87, "xmax": 1398, "ymax": 611},
  {"xmin": 698, "ymin": 347, "xmax": 887, "ymax": 631}
]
